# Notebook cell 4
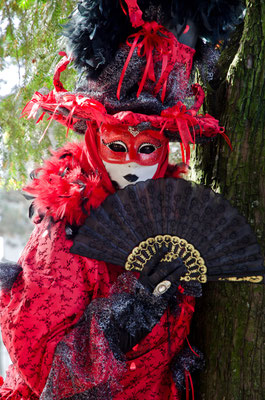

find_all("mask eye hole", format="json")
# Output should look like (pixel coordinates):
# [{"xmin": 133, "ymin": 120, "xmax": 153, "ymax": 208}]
[
  {"xmin": 138, "ymin": 143, "xmax": 159, "ymax": 154},
  {"xmin": 104, "ymin": 140, "xmax": 127, "ymax": 153}
]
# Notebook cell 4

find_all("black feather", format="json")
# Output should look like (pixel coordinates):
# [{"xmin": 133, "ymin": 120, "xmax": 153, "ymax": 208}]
[
  {"xmin": 0, "ymin": 262, "xmax": 22, "ymax": 291},
  {"xmin": 30, "ymin": 169, "xmax": 38, "ymax": 180},
  {"xmin": 170, "ymin": 0, "xmax": 244, "ymax": 43},
  {"xmin": 22, "ymin": 193, "xmax": 35, "ymax": 200},
  {"xmin": 29, "ymin": 202, "xmax": 35, "ymax": 219},
  {"xmin": 63, "ymin": 0, "xmax": 131, "ymax": 77},
  {"xmin": 63, "ymin": 0, "xmax": 244, "ymax": 76}
]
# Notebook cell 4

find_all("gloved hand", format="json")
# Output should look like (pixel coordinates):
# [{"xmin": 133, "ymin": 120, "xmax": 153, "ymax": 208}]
[
  {"xmin": 110, "ymin": 246, "xmax": 188, "ymax": 354},
  {"xmin": 116, "ymin": 249, "xmax": 187, "ymax": 353},
  {"xmin": 138, "ymin": 243, "xmax": 187, "ymax": 300}
]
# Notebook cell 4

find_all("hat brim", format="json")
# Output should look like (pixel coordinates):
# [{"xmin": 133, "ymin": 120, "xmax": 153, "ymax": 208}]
[{"xmin": 23, "ymin": 90, "xmax": 225, "ymax": 147}]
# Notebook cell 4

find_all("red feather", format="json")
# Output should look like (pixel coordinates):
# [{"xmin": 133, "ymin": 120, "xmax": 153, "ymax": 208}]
[{"xmin": 24, "ymin": 142, "xmax": 110, "ymax": 226}]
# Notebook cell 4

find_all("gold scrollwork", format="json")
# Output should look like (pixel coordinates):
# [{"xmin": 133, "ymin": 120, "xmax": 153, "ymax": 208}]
[
  {"xmin": 218, "ymin": 276, "xmax": 263, "ymax": 283},
  {"xmin": 125, "ymin": 234, "xmax": 207, "ymax": 283}
]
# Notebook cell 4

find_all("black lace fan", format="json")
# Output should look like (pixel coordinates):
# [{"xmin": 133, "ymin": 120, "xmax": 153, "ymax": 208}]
[{"xmin": 71, "ymin": 178, "xmax": 264, "ymax": 284}]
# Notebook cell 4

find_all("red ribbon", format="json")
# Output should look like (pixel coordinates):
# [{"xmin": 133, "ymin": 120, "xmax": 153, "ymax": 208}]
[
  {"xmin": 180, "ymin": 142, "xmax": 191, "ymax": 165},
  {"xmin": 53, "ymin": 52, "xmax": 71, "ymax": 93},
  {"xmin": 185, "ymin": 370, "xmax": 195, "ymax": 400},
  {"xmin": 186, "ymin": 336, "xmax": 200, "ymax": 358},
  {"xmin": 219, "ymin": 127, "xmax": 233, "ymax": 150},
  {"xmin": 190, "ymin": 83, "xmax": 205, "ymax": 112},
  {"xmin": 21, "ymin": 53, "xmax": 108, "ymax": 141},
  {"xmin": 160, "ymin": 102, "xmax": 202, "ymax": 164},
  {"xmin": 153, "ymin": 39, "xmax": 177, "ymax": 101},
  {"xmin": 121, "ymin": 0, "xmax": 144, "ymax": 27},
  {"xmin": 117, "ymin": 21, "xmax": 177, "ymax": 101},
  {"xmin": 161, "ymin": 102, "xmax": 199, "ymax": 147}
]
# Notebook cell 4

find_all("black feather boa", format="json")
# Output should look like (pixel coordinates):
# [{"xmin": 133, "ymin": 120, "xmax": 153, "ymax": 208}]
[{"xmin": 63, "ymin": 0, "xmax": 244, "ymax": 76}]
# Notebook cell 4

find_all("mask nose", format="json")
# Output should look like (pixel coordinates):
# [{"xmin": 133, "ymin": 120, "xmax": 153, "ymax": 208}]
[{"xmin": 123, "ymin": 174, "xmax": 139, "ymax": 182}]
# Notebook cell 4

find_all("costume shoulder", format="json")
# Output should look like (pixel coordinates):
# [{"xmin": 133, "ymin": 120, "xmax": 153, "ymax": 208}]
[
  {"xmin": 0, "ymin": 213, "xmax": 104, "ymax": 397},
  {"xmin": 24, "ymin": 141, "xmax": 109, "ymax": 226}
]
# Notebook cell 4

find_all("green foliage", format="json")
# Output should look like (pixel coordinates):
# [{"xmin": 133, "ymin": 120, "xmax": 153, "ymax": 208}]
[
  {"xmin": 18, "ymin": 0, "xmax": 39, "ymax": 10},
  {"xmin": 0, "ymin": 0, "xmax": 77, "ymax": 189}
]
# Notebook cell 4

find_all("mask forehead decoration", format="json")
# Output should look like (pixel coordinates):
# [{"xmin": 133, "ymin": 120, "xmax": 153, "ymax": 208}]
[{"xmin": 128, "ymin": 126, "xmax": 141, "ymax": 136}]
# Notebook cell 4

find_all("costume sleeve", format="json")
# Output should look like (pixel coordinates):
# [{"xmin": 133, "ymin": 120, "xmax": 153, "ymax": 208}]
[
  {"xmin": 0, "ymin": 218, "xmax": 100, "ymax": 398},
  {"xmin": 0, "ymin": 217, "xmax": 195, "ymax": 400}
]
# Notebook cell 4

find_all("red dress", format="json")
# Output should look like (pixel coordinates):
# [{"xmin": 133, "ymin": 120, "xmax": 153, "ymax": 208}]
[{"xmin": 0, "ymin": 142, "xmax": 196, "ymax": 399}]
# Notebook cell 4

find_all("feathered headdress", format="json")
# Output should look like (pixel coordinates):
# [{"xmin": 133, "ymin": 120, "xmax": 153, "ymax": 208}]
[{"xmin": 22, "ymin": 0, "xmax": 244, "ymax": 162}]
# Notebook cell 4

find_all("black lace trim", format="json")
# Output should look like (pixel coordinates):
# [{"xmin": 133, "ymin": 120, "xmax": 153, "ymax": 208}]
[
  {"xmin": 171, "ymin": 345, "xmax": 204, "ymax": 391},
  {"xmin": 0, "ymin": 262, "xmax": 22, "ymax": 291},
  {"xmin": 103, "ymin": 273, "xmax": 169, "ymax": 354}
]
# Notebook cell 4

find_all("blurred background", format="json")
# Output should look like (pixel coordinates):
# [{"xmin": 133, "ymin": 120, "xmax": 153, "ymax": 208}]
[{"xmin": 0, "ymin": 190, "xmax": 33, "ymax": 377}]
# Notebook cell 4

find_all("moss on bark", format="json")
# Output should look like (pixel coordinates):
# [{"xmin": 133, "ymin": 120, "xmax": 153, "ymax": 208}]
[{"xmin": 190, "ymin": 1, "xmax": 265, "ymax": 399}]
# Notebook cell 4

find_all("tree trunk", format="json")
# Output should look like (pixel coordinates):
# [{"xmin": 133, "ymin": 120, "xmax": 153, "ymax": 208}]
[{"xmin": 190, "ymin": 1, "xmax": 265, "ymax": 399}]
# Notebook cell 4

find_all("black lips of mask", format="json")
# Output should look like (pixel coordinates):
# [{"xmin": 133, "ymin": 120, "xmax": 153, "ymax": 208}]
[{"xmin": 123, "ymin": 174, "xmax": 139, "ymax": 182}]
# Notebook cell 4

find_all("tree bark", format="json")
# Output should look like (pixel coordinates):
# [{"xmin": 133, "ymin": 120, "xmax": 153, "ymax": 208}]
[{"xmin": 190, "ymin": 1, "xmax": 265, "ymax": 399}]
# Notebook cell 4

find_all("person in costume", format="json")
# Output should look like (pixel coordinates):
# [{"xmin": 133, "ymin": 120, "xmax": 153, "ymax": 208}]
[{"xmin": 0, "ymin": 1, "xmax": 248, "ymax": 399}]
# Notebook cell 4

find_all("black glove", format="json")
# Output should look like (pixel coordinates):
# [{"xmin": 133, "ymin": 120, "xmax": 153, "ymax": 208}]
[
  {"xmin": 138, "ymin": 243, "xmax": 187, "ymax": 300},
  {"xmin": 116, "ymin": 247, "xmax": 187, "ymax": 353}
]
